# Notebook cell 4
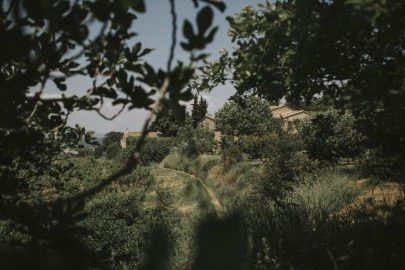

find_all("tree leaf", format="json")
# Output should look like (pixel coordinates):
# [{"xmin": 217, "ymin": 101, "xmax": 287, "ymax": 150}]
[
  {"xmin": 53, "ymin": 78, "xmax": 67, "ymax": 91},
  {"xmin": 138, "ymin": 48, "xmax": 153, "ymax": 58},
  {"xmin": 131, "ymin": 0, "xmax": 145, "ymax": 13},
  {"xmin": 197, "ymin": 6, "xmax": 213, "ymax": 35},
  {"xmin": 205, "ymin": 26, "xmax": 218, "ymax": 44},
  {"xmin": 183, "ymin": 19, "xmax": 195, "ymax": 41},
  {"xmin": 201, "ymin": 0, "xmax": 226, "ymax": 12}
]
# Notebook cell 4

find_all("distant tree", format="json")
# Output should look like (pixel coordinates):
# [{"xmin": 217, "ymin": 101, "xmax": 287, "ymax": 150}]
[
  {"xmin": 93, "ymin": 131, "xmax": 122, "ymax": 158},
  {"xmin": 102, "ymin": 131, "xmax": 123, "ymax": 147},
  {"xmin": 191, "ymin": 94, "xmax": 208, "ymax": 127},
  {"xmin": 215, "ymin": 96, "xmax": 282, "ymax": 137},
  {"xmin": 150, "ymin": 110, "xmax": 190, "ymax": 137},
  {"xmin": 300, "ymin": 110, "xmax": 363, "ymax": 164},
  {"xmin": 175, "ymin": 125, "xmax": 214, "ymax": 157}
]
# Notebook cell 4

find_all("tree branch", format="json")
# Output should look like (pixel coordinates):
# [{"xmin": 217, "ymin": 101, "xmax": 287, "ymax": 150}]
[{"xmin": 167, "ymin": 0, "xmax": 177, "ymax": 72}]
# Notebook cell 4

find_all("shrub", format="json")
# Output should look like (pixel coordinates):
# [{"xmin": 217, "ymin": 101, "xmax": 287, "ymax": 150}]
[
  {"xmin": 139, "ymin": 138, "xmax": 173, "ymax": 165},
  {"xmin": 259, "ymin": 134, "xmax": 305, "ymax": 200},
  {"xmin": 238, "ymin": 168, "xmax": 405, "ymax": 270},
  {"xmin": 92, "ymin": 131, "xmax": 123, "ymax": 158},
  {"xmin": 299, "ymin": 110, "xmax": 363, "ymax": 164},
  {"xmin": 82, "ymin": 190, "xmax": 149, "ymax": 269},
  {"xmin": 285, "ymin": 168, "xmax": 363, "ymax": 225},
  {"xmin": 105, "ymin": 142, "xmax": 121, "ymax": 160},
  {"xmin": 221, "ymin": 143, "xmax": 244, "ymax": 171},
  {"xmin": 161, "ymin": 151, "xmax": 186, "ymax": 171},
  {"xmin": 124, "ymin": 137, "xmax": 173, "ymax": 166},
  {"xmin": 175, "ymin": 126, "xmax": 214, "ymax": 158}
]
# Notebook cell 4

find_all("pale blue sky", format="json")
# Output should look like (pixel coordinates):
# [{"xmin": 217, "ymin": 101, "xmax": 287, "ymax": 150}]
[{"xmin": 66, "ymin": 0, "xmax": 264, "ymax": 133}]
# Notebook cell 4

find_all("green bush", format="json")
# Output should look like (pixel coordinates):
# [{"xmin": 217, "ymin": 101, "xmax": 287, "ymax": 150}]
[
  {"xmin": 238, "ymin": 169, "xmax": 405, "ymax": 270},
  {"xmin": 82, "ymin": 190, "xmax": 149, "ymax": 269},
  {"xmin": 161, "ymin": 151, "xmax": 185, "ymax": 170},
  {"xmin": 175, "ymin": 126, "xmax": 215, "ymax": 158},
  {"xmin": 105, "ymin": 142, "xmax": 121, "ymax": 160},
  {"xmin": 221, "ymin": 143, "xmax": 244, "ymax": 171},
  {"xmin": 140, "ymin": 138, "xmax": 173, "ymax": 165},
  {"xmin": 299, "ymin": 110, "xmax": 363, "ymax": 164},
  {"xmin": 114, "ymin": 137, "xmax": 173, "ymax": 166},
  {"xmin": 259, "ymin": 134, "xmax": 306, "ymax": 200},
  {"xmin": 92, "ymin": 131, "xmax": 123, "ymax": 158},
  {"xmin": 285, "ymin": 169, "xmax": 362, "ymax": 225}
]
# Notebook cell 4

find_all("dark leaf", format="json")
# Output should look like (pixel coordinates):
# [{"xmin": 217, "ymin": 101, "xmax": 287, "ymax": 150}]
[
  {"xmin": 205, "ymin": 26, "xmax": 218, "ymax": 44},
  {"xmin": 132, "ymin": 42, "xmax": 142, "ymax": 55},
  {"xmin": 183, "ymin": 20, "xmax": 195, "ymax": 41},
  {"xmin": 53, "ymin": 78, "xmax": 67, "ymax": 91},
  {"xmin": 192, "ymin": 53, "xmax": 210, "ymax": 61},
  {"xmin": 197, "ymin": 6, "xmax": 214, "ymax": 35},
  {"xmin": 138, "ymin": 48, "xmax": 153, "ymax": 58},
  {"xmin": 201, "ymin": 0, "xmax": 226, "ymax": 12},
  {"xmin": 131, "ymin": 0, "xmax": 145, "ymax": 13},
  {"xmin": 93, "ymin": 87, "xmax": 118, "ymax": 99},
  {"xmin": 92, "ymin": 0, "xmax": 111, "ymax": 21}
]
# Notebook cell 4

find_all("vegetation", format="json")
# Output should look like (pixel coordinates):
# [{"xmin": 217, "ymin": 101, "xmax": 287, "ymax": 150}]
[
  {"xmin": 215, "ymin": 95, "xmax": 282, "ymax": 138},
  {"xmin": 149, "ymin": 109, "xmax": 190, "ymax": 137},
  {"xmin": 0, "ymin": 0, "xmax": 225, "ymax": 268},
  {"xmin": 191, "ymin": 94, "xmax": 209, "ymax": 128},
  {"xmin": 195, "ymin": 0, "xmax": 405, "ymax": 172},
  {"xmin": 175, "ymin": 125, "xmax": 215, "ymax": 157},
  {"xmin": 299, "ymin": 110, "xmax": 363, "ymax": 164},
  {"xmin": 2, "ymin": 0, "xmax": 405, "ymax": 269}
]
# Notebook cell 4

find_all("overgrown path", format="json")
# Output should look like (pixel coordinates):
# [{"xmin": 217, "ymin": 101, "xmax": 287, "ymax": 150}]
[{"xmin": 155, "ymin": 165, "xmax": 224, "ymax": 216}]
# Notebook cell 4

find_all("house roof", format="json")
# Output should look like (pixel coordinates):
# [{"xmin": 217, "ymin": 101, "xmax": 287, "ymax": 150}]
[
  {"xmin": 124, "ymin": 131, "xmax": 160, "ymax": 138},
  {"xmin": 197, "ymin": 115, "xmax": 215, "ymax": 125},
  {"xmin": 270, "ymin": 105, "xmax": 309, "ymax": 119}
]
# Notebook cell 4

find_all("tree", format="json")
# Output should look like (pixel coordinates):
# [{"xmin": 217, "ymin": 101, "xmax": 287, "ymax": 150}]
[
  {"xmin": 90, "ymin": 130, "xmax": 123, "ymax": 158},
  {"xmin": 215, "ymin": 95, "xmax": 282, "ymax": 137},
  {"xmin": 0, "ymin": 0, "xmax": 225, "ymax": 268},
  {"xmin": 191, "ymin": 94, "xmax": 208, "ymax": 127},
  {"xmin": 150, "ymin": 110, "xmax": 191, "ymax": 137},
  {"xmin": 300, "ymin": 110, "xmax": 363, "ymax": 164},
  {"xmin": 175, "ymin": 125, "xmax": 214, "ymax": 157},
  {"xmin": 195, "ymin": 0, "xmax": 405, "ymax": 168},
  {"xmin": 102, "ymin": 131, "xmax": 123, "ymax": 147}
]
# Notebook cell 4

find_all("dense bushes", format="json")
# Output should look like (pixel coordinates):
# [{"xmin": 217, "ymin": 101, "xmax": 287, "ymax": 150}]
[
  {"xmin": 93, "ymin": 131, "xmax": 123, "ymax": 158},
  {"xmin": 239, "ymin": 175, "xmax": 405, "ymax": 270},
  {"xmin": 106, "ymin": 137, "xmax": 173, "ymax": 166},
  {"xmin": 300, "ymin": 110, "xmax": 363, "ymax": 164},
  {"xmin": 105, "ymin": 142, "xmax": 121, "ymax": 160},
  {"xmin": 138, "ymin": 137, "xmax": 173, "ymax": 165},
  {"xmin": 81, "ymin": 183, "xmax": 180, "ymax": 270},
  {"xmin": 175, "ymin": 126, "xmax": 215, "ymax": 158}
]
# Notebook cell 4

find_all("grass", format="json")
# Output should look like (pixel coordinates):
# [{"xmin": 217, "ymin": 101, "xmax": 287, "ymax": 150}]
[
  {"xmin": 162, "ymin": 152, "xmax": 405, "ymax": 269},
  {"xmin": 161, "ymin": 152, "xmax": 261, "ymax": 211},
  {"xmin": 284, "ymin": 168, "xmax": 364, "ymax": 225}
]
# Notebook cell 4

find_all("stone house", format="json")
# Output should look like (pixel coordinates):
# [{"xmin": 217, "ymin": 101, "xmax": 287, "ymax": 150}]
[
  {"xmin": 197, "ymin": 115, "xmax": 221, "ymax": 142},
  {"xmin": 120, "ymin": 129, "xmax": 159, "ymax": 148},
  {"xmin": 270, "ymin": 105, "xmax": 310, "ymax": 131}
]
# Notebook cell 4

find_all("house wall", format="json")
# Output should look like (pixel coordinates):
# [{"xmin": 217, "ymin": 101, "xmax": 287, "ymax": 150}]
[
  {"xmin": 286, "ymin": 112, "xmax": 309, "ymax": 121},
  {"xmin": 120, "ymin": 131, "xmax": 159, "ymax": 149},
  {"xmin": 198, "ymin": 118, "xmax": 216, "ymax": 131}
]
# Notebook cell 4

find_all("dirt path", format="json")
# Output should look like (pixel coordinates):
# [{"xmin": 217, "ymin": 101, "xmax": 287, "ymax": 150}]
[{"xmin": 158, "ymin": 166, "xmax": 224, "ymax": 215}]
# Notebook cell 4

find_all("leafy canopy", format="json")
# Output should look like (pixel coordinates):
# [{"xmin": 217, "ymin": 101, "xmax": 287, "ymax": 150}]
[
  {"xmin": 194, "ymin": 0, "xmax": 405, "ymax": 166},
  {"xmin": 0, "ymin": 0, "xmax": 225, "ymax": 268},
  {"xmin": 215, "ymin": 95, "xmax": 282, "ymax": 137}
]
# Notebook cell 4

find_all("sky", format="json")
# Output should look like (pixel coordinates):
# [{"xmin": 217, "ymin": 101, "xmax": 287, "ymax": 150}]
[{"xmin": 64, "ymin": 0, "xmax": 264, "ymax": 134}]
